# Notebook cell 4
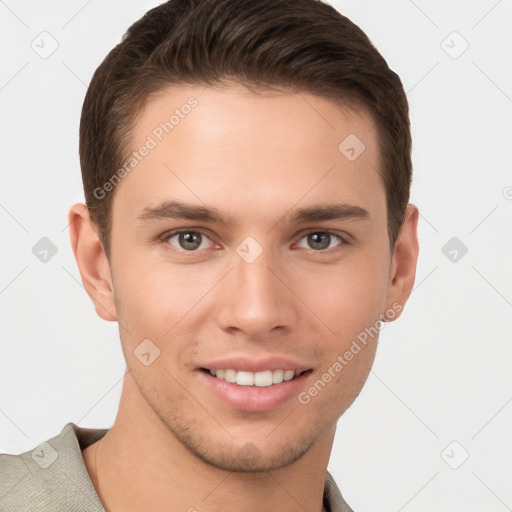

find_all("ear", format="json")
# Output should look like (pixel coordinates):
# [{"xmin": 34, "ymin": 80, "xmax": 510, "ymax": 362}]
[
  {"xmin": 68, "ymin": 203, "xmax": 117, "ymax": 322},
  {"xmin": 382, "ymin": 204, "xmax": 419, "ymax": 321}
]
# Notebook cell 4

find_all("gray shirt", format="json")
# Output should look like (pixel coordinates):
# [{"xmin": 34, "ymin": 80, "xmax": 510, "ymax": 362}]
[{"xmin": 1, "ymin": 423, "xmax": 354, "ymax": 511}]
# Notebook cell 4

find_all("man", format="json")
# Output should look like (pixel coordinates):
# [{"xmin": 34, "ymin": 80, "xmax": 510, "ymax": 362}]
[{"xmin": 0, "ymin": 0, "xmax": 419, "ymax": 510}]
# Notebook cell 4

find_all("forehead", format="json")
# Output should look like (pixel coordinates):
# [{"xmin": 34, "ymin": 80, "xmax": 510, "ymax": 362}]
[{"xmin": 111, "ymin": 83, "xmax": 385, "ymax": 226}]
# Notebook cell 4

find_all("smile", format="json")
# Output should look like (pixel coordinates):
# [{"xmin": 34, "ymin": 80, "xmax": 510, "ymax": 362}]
[{"xmin": 205, "ymin": 368, "xmax": 310, "ymax": 387}]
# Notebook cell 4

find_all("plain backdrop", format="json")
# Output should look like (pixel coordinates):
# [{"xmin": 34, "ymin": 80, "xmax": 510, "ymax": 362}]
[{"xmin": 1, "ymin": 1, "xmax": 511, "ymax": 511}]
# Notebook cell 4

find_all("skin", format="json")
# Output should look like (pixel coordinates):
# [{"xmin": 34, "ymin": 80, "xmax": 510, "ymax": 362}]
[{"xmin": 69, "ymin": 83, "xmax": 419, "ymax": 512}]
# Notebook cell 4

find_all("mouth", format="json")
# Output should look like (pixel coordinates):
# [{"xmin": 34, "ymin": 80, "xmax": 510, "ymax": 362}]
[
  {"xmin": 196, "ymin": 356, "xmax": 314, "ymax": 412},
  {"xmin": 201, "ymin": 368, "xmax": 312, "ymax": 387}
]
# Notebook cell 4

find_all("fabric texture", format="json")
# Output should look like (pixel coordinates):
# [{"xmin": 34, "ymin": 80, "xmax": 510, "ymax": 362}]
[{"xmin": 1, "ymin": 423, "xmax": 354, "ymax": 511}]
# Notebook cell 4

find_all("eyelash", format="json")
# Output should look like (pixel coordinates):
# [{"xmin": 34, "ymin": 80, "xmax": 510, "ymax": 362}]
[{"xmin": 159, "ymin": 228, "xmax": 348, "ymax": 254}]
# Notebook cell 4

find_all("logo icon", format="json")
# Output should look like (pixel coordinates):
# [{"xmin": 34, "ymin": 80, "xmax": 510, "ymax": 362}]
[
  {"xmin": 441, "ymin": 441, "xmax": 469, "ymax": 469},
  {"xmin": 442, "ymin": 237, "xmax": 468, "ymax": 263},
  {"xmin": 31, "ymin": 31, "xmax": 59, "ymax": 60},
  {"xmin": 32, "ymin": 237, "xmax": 58, "ymax": 263},
  {"xmin": 134, "ymin": 338, "xmax": 161, "ymax": 366},
  {"xmin": 31, "ymin": 442, "xmax": 58, "ymax": 469},
  {"xmin": 338, "ymin": 134, "xmax": 366, "ymax": 161},
  {"xmin": 236, "ymin": 236, "xmax": 263, "ymax": 264},
  {"xmin": 441, "ymin": 31, "xmax": 469, "ymax": 60}
]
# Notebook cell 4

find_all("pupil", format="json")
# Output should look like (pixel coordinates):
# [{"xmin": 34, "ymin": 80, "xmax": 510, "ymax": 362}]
[
  {"xmin": 309, "ymin": 233, "xmax": 329, "ymax": 250},
  {"xmin": 180, "ymin": 232, "xmax": 201, "ymax": 250}
]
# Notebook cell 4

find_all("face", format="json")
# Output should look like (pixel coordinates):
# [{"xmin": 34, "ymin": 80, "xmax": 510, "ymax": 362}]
[{"xmin": 103, "ymin": 83, "xmax": 404, "ymax": 471}]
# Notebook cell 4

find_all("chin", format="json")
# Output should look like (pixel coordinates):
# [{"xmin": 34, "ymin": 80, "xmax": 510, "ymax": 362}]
[{"xmin": 192, "ymin": 438, "xmax": 314, "ymax": 473}]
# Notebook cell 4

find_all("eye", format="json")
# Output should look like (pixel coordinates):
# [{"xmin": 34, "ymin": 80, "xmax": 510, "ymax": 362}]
[
  {"xmin": 164, "ymin": 230, "xmax": 217, "ymax": 251},
  {"xmin": 160, "ymin": 229, "xmax": 346, "ymax": 254},
  {"xmin": 295, "ymin": 231, "xmax": 344, "ymax": 251}
]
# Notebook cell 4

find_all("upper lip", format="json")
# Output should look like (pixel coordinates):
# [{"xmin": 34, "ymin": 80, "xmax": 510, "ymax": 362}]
[{"xmin": 198, "ymin": 356, "xmax": 312, "ymax": 373}]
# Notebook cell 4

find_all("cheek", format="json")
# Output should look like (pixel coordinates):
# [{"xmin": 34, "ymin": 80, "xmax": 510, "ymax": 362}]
[
  {"xmin": 112, "ymin": 251, "xmax": 220, "ymax": 360},
  {"xmin": 115, "ymin": 249, "xmax": 199, "ymax": 320},
  {"xmin": 312, "ymin": 344, "xmax": 377, "ymax": 418},
  {"xmin": 292, "ymin": 251, "xmax": 390, "ymax": 339},
  {"xmin": 295, "ymin": 262, "xmax": 386, "ymax": 414}
]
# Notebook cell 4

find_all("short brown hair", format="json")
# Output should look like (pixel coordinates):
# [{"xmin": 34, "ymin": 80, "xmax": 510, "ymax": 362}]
[{"xmin": 79, "ymin": 0, "xmax": 412, "ymax": 260}]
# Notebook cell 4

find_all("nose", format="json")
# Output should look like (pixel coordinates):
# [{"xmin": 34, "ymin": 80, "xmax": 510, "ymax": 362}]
[{"xmin": 216, "ymin": 245, "xmax": 299, "ymax": 339}]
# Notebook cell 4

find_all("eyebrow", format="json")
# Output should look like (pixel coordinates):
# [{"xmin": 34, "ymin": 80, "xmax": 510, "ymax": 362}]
[{"xmin": 136, "ymin": 200, "xmax": 369, "ymax": 226}]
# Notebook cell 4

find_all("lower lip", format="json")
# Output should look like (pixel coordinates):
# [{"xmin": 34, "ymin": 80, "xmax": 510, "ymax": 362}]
[{"xmin": 197, "ymin": 370, "xmax": 311, "ymax": 412}]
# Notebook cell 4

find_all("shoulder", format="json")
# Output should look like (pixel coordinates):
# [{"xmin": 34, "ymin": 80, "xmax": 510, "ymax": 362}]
[
  {"xmin": 0, "ymin": 422, "xmax": 107, "ymax": 512},
  {"xmin": 324, "ymin": 470, "xmax": 356, "ymax": 512}
]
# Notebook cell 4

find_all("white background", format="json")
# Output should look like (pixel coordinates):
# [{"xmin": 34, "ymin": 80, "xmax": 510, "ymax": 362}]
[{"xmin": 1, "ymin": 1, "xmax": 511, "ymax": 511}]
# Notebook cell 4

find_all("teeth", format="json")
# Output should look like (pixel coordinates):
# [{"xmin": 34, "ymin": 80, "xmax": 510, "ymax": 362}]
[
  {"xmin": 272, "ymin": 369, "xmax": 284, "ymax": 384},
  {"xmin": 236, "ymin": 371, "xmax": 254, "ymax": 386},
  {"xmin": 284, "ymin": 370, "xmax": 295, "ymax": 381},
  {"xmin": 254, "ymin": 370, "xmax": 272, "ymax": 387},
  {"xmin": 209, "ymin": 368, "xmax": 303, "ymax": 387},
  {"xmin": 224, "ymin": 368, "xmax": 237, "ymax": 383}
]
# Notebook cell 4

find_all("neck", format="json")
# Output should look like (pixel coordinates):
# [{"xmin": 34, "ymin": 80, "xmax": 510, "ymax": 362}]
[{"xmin": 83, "ymin": 373, "xmax": 335, "ymax": 512}]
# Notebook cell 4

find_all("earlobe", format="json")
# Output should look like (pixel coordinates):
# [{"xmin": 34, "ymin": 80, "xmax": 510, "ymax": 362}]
[
  {"xmin": 383, "ymin": 204, "xmax": 420, "ymax": 321},
  {"xmin": 68, "ymin": 203, "xmax": 118, "ymax": 322}
]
